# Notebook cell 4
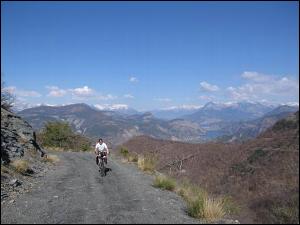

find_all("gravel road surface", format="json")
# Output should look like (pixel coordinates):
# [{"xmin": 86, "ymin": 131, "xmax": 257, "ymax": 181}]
[{"xmin": 1, "ymin": 152, "xmax": 202, "ymax": 224}]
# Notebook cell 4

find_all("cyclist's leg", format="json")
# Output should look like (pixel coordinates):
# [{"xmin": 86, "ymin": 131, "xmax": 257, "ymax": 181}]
[
  {"xmin": 104, "ymin": 152, "xmax": 107, "ymax": 164},
  {"xmin": 96, "ymin": 155, "xmax": 99, "ymax": 165}
]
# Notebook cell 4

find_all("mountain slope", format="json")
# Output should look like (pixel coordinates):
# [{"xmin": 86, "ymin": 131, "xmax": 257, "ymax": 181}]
[
  {"xmin": 216, "ymin": 105, "xmax": 299, "ymax": 142},
  {"xmin": 120, "ymin": 111, "xmax": 299, "ymax": 224},
  {"xmin": 183, "ymin": 101, "xmax": 275, "ymax": 125}
]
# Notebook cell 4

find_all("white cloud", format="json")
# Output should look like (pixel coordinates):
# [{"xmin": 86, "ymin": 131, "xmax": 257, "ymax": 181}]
[
  {"xmin": 70, "ymin": 86, "xmax": 94, "ymax": 97},
  {"xmin": 3, "ymin": 86, "xmax": 41, "ymax": 97},
  {"xmin": 227, "ymin": 71, "xmax": 299, "ymax": 103},
  {"xmin": 123, "ymin": 94, "xmax": 134, "ymax": 99},
  {"xmin": 94, "ymin": 104, "xmax": 128, "ymax": 111},
  {"xmin": 200, "ymin": 81, "xmax": 219, "ymax": 92},
  {"xmin": 155, "ymin": 98, "xmax": 172, "ymax": 102},
  {"xmin": 45, "ymin": 85, "xmax": 118, "ymax": 101},
  {"xmin": 241, "ymin": 71, "xmax": 270, "ymax": 82},
  {"xmin": 129, "ymin": 76, "xmax": 138, "ymax": 83},
  {"xmin": 46, "ymin": 86, "xmax": 67, "ymax": 97}
]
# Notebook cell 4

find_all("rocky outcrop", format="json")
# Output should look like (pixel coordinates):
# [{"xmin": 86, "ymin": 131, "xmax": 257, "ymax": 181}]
[{"xmin": 1, "ymin": 107, "xmax": 45, "ymax": 164}]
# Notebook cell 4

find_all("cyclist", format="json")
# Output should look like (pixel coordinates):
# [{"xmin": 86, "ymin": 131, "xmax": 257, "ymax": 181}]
[{"xmin": 95, "ymin": 138, "xmax": 109, "ymax": 166}]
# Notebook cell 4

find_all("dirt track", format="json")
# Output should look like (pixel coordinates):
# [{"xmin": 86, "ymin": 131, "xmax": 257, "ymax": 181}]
[{"xmin": 1, "ymin": 152, "xmax": 201, "ymax": 224}]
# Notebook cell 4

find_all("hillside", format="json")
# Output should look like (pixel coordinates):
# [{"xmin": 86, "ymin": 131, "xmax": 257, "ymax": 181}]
[
  {"xmin": 216, "ymin": 105, "xmax": 299, "ymax": 142},
  {"xmin": 18, "ymin": 104, "xmax": 205, "ymax": 145},
  {"xmin": 1, "ymin": 107, "xmax": 48, "ymax": 202},
  {"xmin": 119, "ymin": 111, "xmax": 299, "ymax": 224}
]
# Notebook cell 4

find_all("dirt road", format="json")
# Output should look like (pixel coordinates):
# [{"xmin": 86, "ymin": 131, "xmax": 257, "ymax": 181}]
[{"xmin": 1, "ymin": 152, "xmax": 201, "ymax": 224}]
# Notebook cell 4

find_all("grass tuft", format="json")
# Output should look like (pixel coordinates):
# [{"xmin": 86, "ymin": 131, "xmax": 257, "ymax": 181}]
[
  {"xmin": 153, "ymin": 175, "xmax": 176, "ymax": 191},
  {"xmin": 11, "ymin": 159, "xmax": 31, "ymax": 174}
]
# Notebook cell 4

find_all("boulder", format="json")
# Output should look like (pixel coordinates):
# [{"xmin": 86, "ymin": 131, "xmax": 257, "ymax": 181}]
[{"xmin": 1, "ymin": 107, "xmax": 45, "ymax": 163}]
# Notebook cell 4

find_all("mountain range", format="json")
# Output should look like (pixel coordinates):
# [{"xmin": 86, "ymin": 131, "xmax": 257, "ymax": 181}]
[
  {"xmin": 18, "ymin": 103, "xmax": 205, "ymax": 145},
  {"xmin": 17, "ymin": 102, "xmax": 298, "ymax": 145}
]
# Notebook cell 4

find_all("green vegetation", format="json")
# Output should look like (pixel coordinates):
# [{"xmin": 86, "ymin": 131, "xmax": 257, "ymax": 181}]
[
  {"xmin": 153, "ymin": 175, "xmax": 176, "ymax": 191},
  {"xmin": 119, "ymin": 147, "xmax": 129, "ymax": 158},
  {"xmin": 37, "ymin": 121, "xmax": 93, "ymax": 151},
  {"xmin": 273, "ymin": 118, "xmax": 298, "ymax": 131},
  {"xmin": 247, "ymin": 149, "xmax": 268, "ymax": 164},
  {"xmin": 119, "ymin": 147, "xmax": 138, "ymax": 163}
]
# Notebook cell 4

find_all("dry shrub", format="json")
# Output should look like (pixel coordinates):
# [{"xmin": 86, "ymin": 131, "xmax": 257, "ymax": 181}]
[
  {"xmin": 176, "ymin": 179, "xmax": 227, "ymax": 222},
  {"xmin": 203, "ymin": 197, "xmax": 225, "ymax": 222},
  {"xmin": 43, "ymin": 154, "xmax": 60, "ymax": 164},
  {"xmin": 11, "ymin": 159, "xmax": 30, "ymax": 174},
  {"xmin": 137, "ymin": 154, "xmax": 157, "ymax": 172},
  {"xmin": 127, "ymin": 152, "xmax": 138, "ymax": 163},
  {"xmin": 1, "ymin": 165, "xmax": 11, "ymax": 175}
]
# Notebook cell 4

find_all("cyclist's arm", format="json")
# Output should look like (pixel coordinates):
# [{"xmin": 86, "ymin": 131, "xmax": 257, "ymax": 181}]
[
  {"xmin": 105, "ymin": 144, "xmax": 109, "ymax": 155},
  {"xmin": 94, "ymin": 144, "xmax": 98, "ymax": 155}
]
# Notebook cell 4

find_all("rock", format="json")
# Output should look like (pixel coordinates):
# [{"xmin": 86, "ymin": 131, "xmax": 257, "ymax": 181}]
[
  {"xmin": 1, "ymin": 191, "xmax": 8, "ymax": 199},
  {"xmin": 9, "ymin": 179, "xmax": 22, "ymax": 187},
  {"xmin": 1, "ymin": 107, "xmax": 45, "ymax": 163},
  {"xmin": 9, "ymin": 199, "xmax": 15, "ymax": 204}
]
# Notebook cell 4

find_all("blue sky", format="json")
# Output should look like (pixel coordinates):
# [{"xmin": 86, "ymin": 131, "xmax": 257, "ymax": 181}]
[{"xmin": 1, "ymin": 1, "xmax": 299, "ymax": 111}]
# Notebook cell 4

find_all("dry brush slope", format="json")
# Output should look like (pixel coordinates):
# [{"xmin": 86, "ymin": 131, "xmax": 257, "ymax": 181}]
[{"xmin": 120, "ymin": 112, "xmax": 299, "ymax": 224}]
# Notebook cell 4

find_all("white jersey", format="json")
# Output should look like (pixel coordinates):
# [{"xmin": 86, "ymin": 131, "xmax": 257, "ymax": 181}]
[{"xmin": 95, "ymin": 143, "xmax": 108, "ymax": 152}]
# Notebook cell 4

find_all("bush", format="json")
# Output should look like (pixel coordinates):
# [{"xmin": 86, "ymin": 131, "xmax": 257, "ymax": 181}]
[
  {"xmin": 120, "ymin": 147, "xmax": 129, "ymax": 157},
  {"xmin": 153, "ymin": 175, "xmax": 176, "ymax": 191}
]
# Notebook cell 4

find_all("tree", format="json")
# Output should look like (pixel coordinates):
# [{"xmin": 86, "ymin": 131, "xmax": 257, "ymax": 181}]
[
  {"xmin": 38, "ymin": 121, "xmax": 93, "ymax": 151},
  {"xmin": 41, "ymin": 121, "xmax": 73, "ymax": 148}
]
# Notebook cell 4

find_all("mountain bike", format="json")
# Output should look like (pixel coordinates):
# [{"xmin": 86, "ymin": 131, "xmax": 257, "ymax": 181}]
[{"xmin": 97, "ymin": 152, "xmax": 107, "ymax": 177}]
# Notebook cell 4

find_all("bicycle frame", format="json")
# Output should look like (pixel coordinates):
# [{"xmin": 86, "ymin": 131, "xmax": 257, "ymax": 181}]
[{"xmin": 98, "ymin": 155, "xmax": 106, "ymax": 177}]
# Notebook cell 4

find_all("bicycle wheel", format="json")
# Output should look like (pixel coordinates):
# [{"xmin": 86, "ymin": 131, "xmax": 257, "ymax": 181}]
[{"xmin": 100, "ymin": 159, "xmax": 105, "ymax": 177}]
